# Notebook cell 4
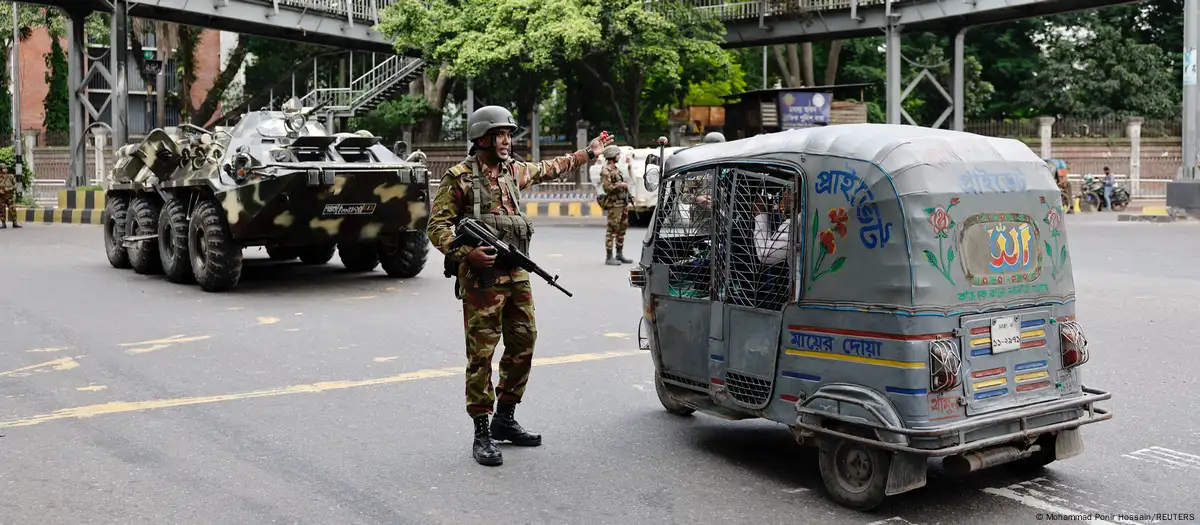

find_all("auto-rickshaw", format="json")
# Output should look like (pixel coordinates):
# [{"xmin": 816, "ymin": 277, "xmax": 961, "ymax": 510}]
[{"xmin": 628, "ymin": 124, "xmax": 1112, "ymax": 511}]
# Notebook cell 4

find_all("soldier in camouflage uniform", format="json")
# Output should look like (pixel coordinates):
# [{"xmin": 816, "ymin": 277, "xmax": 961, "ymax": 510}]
[
  {"xmin": 426, "ymin": 105, "xmax": 613, "ymax": 466},
  {"xmin": 601, "ymin": 145, "xmax": 632, "ymax": 266},
  {"xmin": 0, "ymin": 166, "xmax": 20, "ymax": 229}
]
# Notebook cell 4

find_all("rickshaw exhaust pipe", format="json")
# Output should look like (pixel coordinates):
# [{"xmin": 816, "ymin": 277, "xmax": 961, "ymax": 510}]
[{"xmin": 943, "ymin": 444, "xmax": 1040, "ymax": 476}]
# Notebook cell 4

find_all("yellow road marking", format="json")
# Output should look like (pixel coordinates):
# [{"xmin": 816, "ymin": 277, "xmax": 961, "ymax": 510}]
[
  {"xmin": 227, "ymin": 307, "xmax": 244, "ymax": 311},
  {"xmin": 76, "ymin": 385, "xmax": 107, "ymax": 392},
  {"xmin": 119, "ymin": 334, "xmax": 212, "ymax": 355},
  {"xmin": 0, "ymin": 350, "xmax": 642, "ymax": 430},
  {"xmin": 256, "ymin": 317, "xmax": 281, "ymax": 325},
  {"xmin": 25, "ymin": 347, "xmax": 66, "ymax": 353},
  {"xmin": 604, "ymin": 332, "xmax": 630, "ymax": 338},
  {"xmin": 374, "ymin": 357, "xmax": 398, "ymax": 363},
  {"xmin": 0, "ymin": 357, "xmax": 82, "ymax": 377}
]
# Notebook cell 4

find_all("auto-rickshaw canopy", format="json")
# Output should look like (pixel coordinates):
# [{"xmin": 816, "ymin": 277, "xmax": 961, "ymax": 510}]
[{"xmin": 656, "ymin": 124, "xmax": 1073, "ymax": 314}]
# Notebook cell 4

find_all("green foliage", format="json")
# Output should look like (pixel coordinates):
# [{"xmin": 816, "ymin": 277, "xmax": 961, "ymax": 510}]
[
  {"xmin": 1023, "ymin": 11, "xmax": 1180, "ymax": 119},
  {"xmin": 43, "ymin": 38, "xmax": 69, "ymax": 133},
  {"xmin": 683, "ymin": 50, "xmax": 748, "ymax": 106},
  {"xmin": 377, "ymin": 0, "xmax": 600, "ymax": 80},
  {"xmin": 576, "ymin": 0, "xmax": 731, "ymax": 145},
  {"xmin": 0, "ymin": 146, "xmax": 36, "ymax": 190},
  {"xmin": 348, "ymin": 95, "xmax": 433, "ymax": 142}
]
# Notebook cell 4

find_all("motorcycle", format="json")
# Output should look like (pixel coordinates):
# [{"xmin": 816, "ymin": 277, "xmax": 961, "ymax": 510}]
[{"xmin": 1081, "ymin": 175, "xmax": 1130, "ymax": 212}]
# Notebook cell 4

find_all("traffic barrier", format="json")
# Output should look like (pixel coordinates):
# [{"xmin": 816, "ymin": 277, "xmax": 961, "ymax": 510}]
[
  {"xmin": 524, "ymin": 201, "xmax": 605, "ymax": 217},
  {"xmin": 14, "ymin": 207, "xmax": 104, "ymax": 225}
]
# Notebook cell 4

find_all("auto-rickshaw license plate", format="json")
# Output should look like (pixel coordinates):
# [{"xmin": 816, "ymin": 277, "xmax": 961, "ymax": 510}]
[{"xmin": 991, "ymin": 316, "xmax": 1022, "ymax": 353}]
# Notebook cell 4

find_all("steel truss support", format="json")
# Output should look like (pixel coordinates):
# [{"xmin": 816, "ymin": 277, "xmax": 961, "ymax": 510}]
[
  {"xmin": 885, "ymin": 25, "xmax": 971, "ymax": 130},
  {"xmin": 67, "ymin": 7, "xmax": 90, "ymax": 189},
  {"xmin": 67, "ymin": 2, "xmax": 131, "ymax": 189}
]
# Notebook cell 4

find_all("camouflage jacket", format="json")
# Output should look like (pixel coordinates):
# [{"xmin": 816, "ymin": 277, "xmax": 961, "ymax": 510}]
[
  {"xmin": 0, "ymin": 171, "xmax": 15, "ymax": 195},
  {"xmin": 600, "ymin": 163, "xmax": 628, "ymax": 207},
  {"xmin": 427, "ymin": 149, "xmax": 590, "ymax": 284}
]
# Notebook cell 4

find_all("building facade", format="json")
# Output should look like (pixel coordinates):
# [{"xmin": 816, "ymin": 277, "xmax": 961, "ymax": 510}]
[{"xmin": 14, "ymin": 25, "xmax": 229, "ymax": 145}]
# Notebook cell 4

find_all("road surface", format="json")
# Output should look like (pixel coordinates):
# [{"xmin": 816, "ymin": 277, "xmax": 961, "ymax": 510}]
[{"xmin": 0, "ymin": 215, "xmax": 1197, "ymax": 524}]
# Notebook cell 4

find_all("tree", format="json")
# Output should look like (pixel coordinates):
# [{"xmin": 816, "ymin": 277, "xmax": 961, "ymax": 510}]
[
  {"xmin": 376, "ymin": 0, "xmax": 601, "ymax": 141},
  {"xmin": 575, "ymin": 0, "xmax": 731, "ymax": 146},
  {"xmin": 42, "ymin": 37, "xmax": 69, "ymax": 133},
  {"xmin": 1022, "ymin": 11, "xmax": 1179, "ymax": 119}
]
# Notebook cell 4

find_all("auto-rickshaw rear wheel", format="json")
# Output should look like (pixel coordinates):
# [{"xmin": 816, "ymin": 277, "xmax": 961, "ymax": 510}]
[
  {"xmin": 818, "ymin": 425, "xmax": 891, "ymax": 511},
  {"xmin": 654, "ymin": 374, "xmax": 695, "ymax": 416}
]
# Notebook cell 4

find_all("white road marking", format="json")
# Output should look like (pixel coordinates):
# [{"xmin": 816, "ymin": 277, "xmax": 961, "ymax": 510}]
[
  {"xmin": 1122, "ymin": 446, "xmax": 1200, "ymax": 470},
  {"xmin": 865, "ymin": 518, "xmax": 918, "ymax": 525},
  {"xmin": 781, "ymin": 487, "xmax": 808, "ymax": 494},
  {"xmin": 981, "ymin": 478, "xmax": 1145, "ymax": 525}
]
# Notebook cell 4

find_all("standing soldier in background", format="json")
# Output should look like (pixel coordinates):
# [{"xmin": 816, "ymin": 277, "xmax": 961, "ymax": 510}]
[
  {"xmin": 0, "ymin": 165, "xmax": 20, "ymax": 229},
  {"xmin": 426, "ymin": 105, "xmax": 613, "ymax": 467},
  {"xmin": 601, "ymin": 146, "xmax": 632, "ymax": 266}
]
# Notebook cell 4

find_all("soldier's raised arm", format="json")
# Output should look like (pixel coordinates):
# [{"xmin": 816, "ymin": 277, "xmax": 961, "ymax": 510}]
[
  {"xmin": 515, "ymin": 131, "xmax": 615, "ymax": 190},
  {"xmin": 426, "ymin": 171, "xmax": 472, "ymax": 262}
]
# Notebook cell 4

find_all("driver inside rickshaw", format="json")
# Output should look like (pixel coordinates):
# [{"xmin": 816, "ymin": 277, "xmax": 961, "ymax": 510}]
[
  {"xmin": 688, "ymin": 187, "xmax": 795, "ymax": 266},
  {"xmin": 751, "ymin": 188, "xmax": 794, "ymax": 266}
]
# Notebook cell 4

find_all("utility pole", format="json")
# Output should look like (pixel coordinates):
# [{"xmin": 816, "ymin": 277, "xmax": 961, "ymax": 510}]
[
  {"xmin": 1168, "ymin": 0, "xmax": 1200, "ymax": 214},
  {"xmin": 1183, "ymin": 0, "xmax": 1198, "ymax": 179},
  {"xmin": 12, "ymin": 1, "xmax": 23, "ymax": 184}
]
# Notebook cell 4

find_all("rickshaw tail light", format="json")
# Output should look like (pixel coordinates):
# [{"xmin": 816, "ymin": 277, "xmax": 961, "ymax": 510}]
[
  {"xmin": 929, "ymin": 339, "xmax": 962, "ymax": 393},
  {"xmin": 629, "ymin": 265, "xmax": 646, "ymax": 288},
  {"xmin": 1059, "ymin": 321, "xmax": 1090, "ymax": 369}
]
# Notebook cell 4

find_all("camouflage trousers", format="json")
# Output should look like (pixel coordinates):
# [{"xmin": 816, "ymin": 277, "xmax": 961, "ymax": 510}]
[
  {"xmin": 460, "ymin": 278, "xmax": 537, "ymax": 418},
  {"xmin": 0, "ymin": 192, "xmax": 15, "ymax": 222},
  {"xmin": 605, "ymin": 204, "xmax": 629, "ymax": 252}
]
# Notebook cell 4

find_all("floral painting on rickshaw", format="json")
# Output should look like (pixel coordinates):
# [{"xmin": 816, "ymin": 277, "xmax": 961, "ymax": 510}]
[
  {"xmin": 922, "ymin": 197, "xmax": 960, "ymax": 285},
  {"xmin": 1040, "ymin": 195, "xmax": 1070, "ymax": 281},
  {"xmin": 806, "ymin": 207, "xmax": 849, "ymax": 291}
]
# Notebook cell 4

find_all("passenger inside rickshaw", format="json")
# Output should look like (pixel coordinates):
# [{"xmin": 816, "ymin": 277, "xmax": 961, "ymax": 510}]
[{"xmin": 653, "ymin": 166, "xmax": 795, "ymax": 311}]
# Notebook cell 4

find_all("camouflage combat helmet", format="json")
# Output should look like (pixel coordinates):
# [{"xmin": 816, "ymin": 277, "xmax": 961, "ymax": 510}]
[
  {"xmin": 467, "ymin": 106, "xmax": 518, "ymax": 142},
  {"xmin": 602, "ymin": 145, "xmax": 621, "ymax": 160},
  {"xmin": 702, "ymin": 132, "xmax": 726, "ymax": 143}
]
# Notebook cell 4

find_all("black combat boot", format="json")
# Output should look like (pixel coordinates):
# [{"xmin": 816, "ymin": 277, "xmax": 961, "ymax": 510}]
[
  {"xmin": 10, "ymin": 221, "xmax": 19, "ymax": 228},
  {"xmin": 615, "ymin": 249, "xmax": 632, "ymax": 264},
  {"xmin": 490, "ymin": 403, "xmax": 542, "ymax": 446},
  {"xmin": 605, "ymin": 249, "xmax": 620, "ymax": 266},
  {"xmin": 472, "ymin": 414, "xmax": 503, "ymax": 466},
  {"xmin": 0, "ymin": 221, "xmax": 6, "ymax": 229}
]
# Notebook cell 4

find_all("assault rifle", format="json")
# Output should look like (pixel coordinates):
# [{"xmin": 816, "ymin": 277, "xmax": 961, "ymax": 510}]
[{"xmin": 449, "ymin": 217, "xmax": 573, "ymax": 297}]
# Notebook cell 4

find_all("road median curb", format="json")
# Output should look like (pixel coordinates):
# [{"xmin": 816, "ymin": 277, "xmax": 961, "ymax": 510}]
[{"xmin": 14, "ymin": 207, "xmax": 104, "ymax": 225}]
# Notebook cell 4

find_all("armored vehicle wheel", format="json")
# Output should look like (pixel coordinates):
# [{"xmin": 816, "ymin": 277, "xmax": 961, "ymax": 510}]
[
  {"xmin": 128, "ymin": 195, "xmax": 164, "ymax": 275},
  {"xmin": 818, "ymin": 425, "xmax": 891, "ymax": 511},
  {"xmin": 298, "ymin": 244, "xmax": 336, "ymax": 265},
  {"xmin": 266, "ymin": 246, "xmax": 299, "ymax": 261},
  {"xmin": 339, "ymin": 242, "xmax": 381, "ymax": 272},
  {"xmin": 187, "ymin": 198, "xmax": 243, "ymax": 292},
  {"xmin": 103, "ymin": 194, "xmax": 131, "ymax": 269},
  {"xmin": 654, "ymin": 374, "xmax": 695, "ymax": 416},
  {"xmin": 378, "ymin": 231, "xmax": 429, "ymax": 278},
  {"xmin": 158, "ymin": 198, "xmax": 195, "ymax": 284}
]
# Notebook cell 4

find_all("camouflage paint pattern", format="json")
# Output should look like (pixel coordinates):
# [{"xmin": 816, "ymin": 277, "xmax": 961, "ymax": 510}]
[
  {"xmin": 461, "ymin": 279, "xmax": 537, "ymax": 417},
  {"xmin": 606, "ymin": 205, "xmax": 630, "ymax": 252},
  {"xmin": 427, "ymin": 149, "xmax": 590, "ymax": 285},
  {"xmin": 104, "ymin": 109, "xmax": 430, "ymax": 246},
  {"xmin": 427, "ymin": 148, "xmax": 588, "ymax": 416},
  {"xmin": 0, "ymin": 169, "xmax": 15, "ymax": 222},
  {"xmin": 601, "ymin": 162, "xmax": 629, "ymax": 251}
]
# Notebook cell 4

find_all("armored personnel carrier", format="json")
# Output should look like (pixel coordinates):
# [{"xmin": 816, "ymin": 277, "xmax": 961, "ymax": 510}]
[{"xmin": 101, "ymin": 98, "xmax": 432, "ymax": 292}]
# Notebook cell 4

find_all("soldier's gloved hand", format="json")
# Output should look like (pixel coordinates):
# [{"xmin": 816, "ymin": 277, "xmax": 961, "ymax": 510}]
[
  {"xmin": 588, "ymin": 131, "xmax": 615, "ymax": 157},
  {"xmin": 466, "ymin": 246, "xmax": 497, "ymax": 268}
]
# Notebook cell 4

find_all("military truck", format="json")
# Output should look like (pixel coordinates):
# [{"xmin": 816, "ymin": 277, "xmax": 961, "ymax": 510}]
[{"xmin": 101, "ymin": 98, "xmax": 432, "ymax": 292}]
